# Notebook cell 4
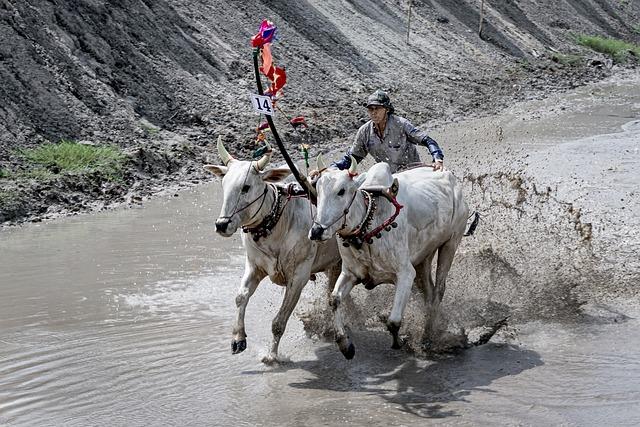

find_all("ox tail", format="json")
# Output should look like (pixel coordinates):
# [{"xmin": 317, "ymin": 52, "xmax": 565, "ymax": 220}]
[{"xmin": 463, "ymin": 211, "xmax": 480, "ymax": 237}]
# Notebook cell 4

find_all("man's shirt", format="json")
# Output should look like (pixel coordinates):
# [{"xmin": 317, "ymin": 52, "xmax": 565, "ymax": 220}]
[{"xmin": 348, "ymin": 114, "xmax": 443, "ymax": 173}]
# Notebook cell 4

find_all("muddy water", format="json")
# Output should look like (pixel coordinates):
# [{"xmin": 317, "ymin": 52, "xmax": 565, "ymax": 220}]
[{"xmin": 2, "ymin": 75, "xmax": 640, "ymax": 426}]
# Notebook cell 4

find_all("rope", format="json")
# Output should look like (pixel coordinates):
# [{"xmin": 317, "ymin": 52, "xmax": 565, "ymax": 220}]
[
  {"xmin": 312, "ymin": 190, "xmax": 358, "ymax": 233},
  {"xmin": 220, "ymin": 166, "xmax": 269, "ymax": 225}
]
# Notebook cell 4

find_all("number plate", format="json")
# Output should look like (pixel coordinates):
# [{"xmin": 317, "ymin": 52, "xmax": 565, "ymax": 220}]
[{"xmin": 250, "ymin": 94, "xmax": 275, "ymax": 116}]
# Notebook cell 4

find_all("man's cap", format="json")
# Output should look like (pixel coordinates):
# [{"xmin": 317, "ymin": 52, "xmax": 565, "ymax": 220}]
[{"xmin": 365, "ymin": 89, "xmax": 394, "ymax": 113}]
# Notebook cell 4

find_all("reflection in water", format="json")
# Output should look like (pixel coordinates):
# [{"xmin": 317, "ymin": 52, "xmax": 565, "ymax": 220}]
[{"xmin": 283, "ymin": 341, "xmax": 542, "ymax": 419}]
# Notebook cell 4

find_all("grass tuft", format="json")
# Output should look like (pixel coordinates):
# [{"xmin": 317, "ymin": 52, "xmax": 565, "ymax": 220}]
[
  {"xmin": 551, "ymin": 53, "xmax": 583, "ymax": 66},
  {"xmin": 17, "ymin": 140, "xmax": 127, "ymax": 181},
  {"xmin": 576, "ymin": 34, "xmax": 640, "ymax": 62}
]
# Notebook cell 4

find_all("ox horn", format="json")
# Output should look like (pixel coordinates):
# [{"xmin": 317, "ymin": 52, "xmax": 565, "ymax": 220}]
[
  {"xmin": 348, "ymin": 155, "xmax": 358, "ymax": 175},
  {"xmin": 316, "ymin": 154, "xmax": 327, "ymax": 171},
  {"xmin": 217, "ymin": 135, "xmax": 234, "ymax": 166},
  {"xmin": 254, "ymin": 143, "xmax": 272, "ymax": 171}
]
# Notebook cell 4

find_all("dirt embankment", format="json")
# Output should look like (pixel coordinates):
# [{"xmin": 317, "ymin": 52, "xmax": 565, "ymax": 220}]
[{"xmin": 1, "ymin": 0, "xmax": 639, "ymax": 225}]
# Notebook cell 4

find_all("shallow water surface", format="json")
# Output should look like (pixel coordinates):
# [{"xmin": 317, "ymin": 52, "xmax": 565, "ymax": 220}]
[{"xmin": 1, "ymin": 182, "xmax": 639, "ymax": 426}]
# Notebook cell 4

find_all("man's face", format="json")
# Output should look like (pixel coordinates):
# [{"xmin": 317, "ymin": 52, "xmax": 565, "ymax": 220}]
[{"xmin": 367, "ymin": 105, "xmax": 387, "ymax": 124}]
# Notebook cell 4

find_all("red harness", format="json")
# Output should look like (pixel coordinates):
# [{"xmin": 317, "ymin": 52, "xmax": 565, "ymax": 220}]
[{"xmin": 339, "ymin": 190, "xmax": 404, "ymax": 249}]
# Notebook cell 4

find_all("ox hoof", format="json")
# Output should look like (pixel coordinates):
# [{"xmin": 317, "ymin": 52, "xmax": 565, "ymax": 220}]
[
  {"xmin": 342, "ymin": 342, "xmax": 356, "ymax": 360},
  {"xmin": 387, "ymin": 322, "xmax": 403, "ymax": 349},
  {"xmin": 336, "ymin": 336, "xmax": 355, "ymax": 360},
  {"xmin": 231, "ymin": 339, "xmax": 247, "ymax": 354}
]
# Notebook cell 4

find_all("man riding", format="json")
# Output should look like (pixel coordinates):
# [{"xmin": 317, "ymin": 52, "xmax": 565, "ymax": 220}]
[{"xmin": 332, "ymin": 89, "xmax": 444, "ymax": 173}]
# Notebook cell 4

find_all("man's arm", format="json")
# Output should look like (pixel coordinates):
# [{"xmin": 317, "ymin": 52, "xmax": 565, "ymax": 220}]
[
  {"xmin": 421, "ymin": 136, "xmax": 444, "ymax": 162},
  {"xmin": 331, "ymin": 126, "xmax": 369, "ymax": 170},
  {"xmin": 403, "ymin": 119, "xmax": 444, "ymax": 169},
  {"xmin": 331, "ymin": 151, "xmax": 365, "ymax": 170}
]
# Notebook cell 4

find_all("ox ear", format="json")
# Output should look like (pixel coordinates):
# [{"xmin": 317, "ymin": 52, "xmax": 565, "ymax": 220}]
[
  {"xmin": 203, "ymin": 165, "xmax": 228, "ymax": 177},
  {"xmin": 261, "ymin": 167, "xmax": 292, "ymax": 183}
]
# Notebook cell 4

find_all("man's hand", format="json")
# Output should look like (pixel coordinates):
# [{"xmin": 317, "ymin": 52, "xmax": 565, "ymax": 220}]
[
  {"xmin": 433, "ymin": 160, "xmax": 444, "ymax": 171},
  {"xmin": 308, "ymin": 168, "xmax": 323, "ymax": 186}
]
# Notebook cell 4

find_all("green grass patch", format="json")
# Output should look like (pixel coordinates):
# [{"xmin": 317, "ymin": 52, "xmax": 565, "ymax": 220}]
[
  {"xmin": 576, "ymin": 34, "xmax": 640, "ymax": 62},
  {"xmin": 17, "ymin": 140, "xmax": 127, "ymax": 181},
  {"xmin": 22, "ymin": 168, "xmax": 55, "ymax": 180},
  {"xmin": 0, "ymin": 168, "xmax": 9, "ymax": 179},
  {"xmin": 551, "ymin": 53, "xmax": 583, "ymax": 66}
]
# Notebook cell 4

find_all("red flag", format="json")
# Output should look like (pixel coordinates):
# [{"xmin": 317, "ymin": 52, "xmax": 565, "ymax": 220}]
[{"xmin": 268, "ymin": 66, "xmax": 287, "ymax": 96}]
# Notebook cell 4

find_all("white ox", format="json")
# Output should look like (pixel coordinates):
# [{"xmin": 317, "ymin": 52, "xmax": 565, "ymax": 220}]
[
  {"xmin": 309, "ymin": 160, "xmax": 468, "ymax": 359},
  {"xmin": 205, "ymin": 137, "xmax": 341, "ymax": 364}
]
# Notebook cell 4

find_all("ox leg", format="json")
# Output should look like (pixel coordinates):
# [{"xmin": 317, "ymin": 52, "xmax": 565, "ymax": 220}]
[
  {"xmin": 232, "ymin": 264, "xmax": 265, "ymax": 354},
  {"xmin": 423, "ymin": 238, "xmax": 461, "ymax": 346},
  {"xmin": 435, "ymin": 238, "xmax": 461, "ymax": 304},
  {"xmin": 387, "ymin": 265, "xmax": 416, "ymax": 350},
  {"xmin": 414, "ymin": 255, "xmax": 441, "ymax": 348},
  {"xmin": 414, "ymin": 254, "xmax": 436, "ymax": 305},
  {"xmin": 331, "ymin": 271, "xmax": 358, "ymax": 359},
  {"xmin": 326, "ymin": 262, "xmax": 342, "ymax": 301},
  {"xmin": 322, "ymin": 263, "xmax": 345, "ymax": 338},
  {"xmin": 263, "ymin": 270, "xmax": 309, "ymax": 364}
]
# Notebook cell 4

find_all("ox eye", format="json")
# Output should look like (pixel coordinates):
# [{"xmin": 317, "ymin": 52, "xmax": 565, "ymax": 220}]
[
  {"xmin": 241, "ymin": 185, "xmax": 250, "ymax": 193},
  {"xmin": 337, "ymin": 189, "xmax": 345, "ymax": 196}
]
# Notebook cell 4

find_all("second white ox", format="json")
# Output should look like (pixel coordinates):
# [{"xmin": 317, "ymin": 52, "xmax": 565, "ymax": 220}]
[
  {"xmin": 205, "ymin": 137, "xmax": 341, "ymax": 364},
  {"xmin": 309, "ymin": 160, "xmax": 468, "ymax": 359}
]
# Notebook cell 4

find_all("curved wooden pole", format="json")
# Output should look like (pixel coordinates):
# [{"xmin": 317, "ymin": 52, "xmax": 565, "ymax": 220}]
[{"xmin": 252, "ymin": 48, "xmax": 317, "ymax": 204}]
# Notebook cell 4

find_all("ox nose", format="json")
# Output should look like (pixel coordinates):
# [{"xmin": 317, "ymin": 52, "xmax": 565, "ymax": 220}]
[
  {"xmin": 309, "ymin": 224, "xmax": 325, "ymax": 241},
  {"xmin": 215, "ymin": 219, "xmax": 230, "ymax": 234}
]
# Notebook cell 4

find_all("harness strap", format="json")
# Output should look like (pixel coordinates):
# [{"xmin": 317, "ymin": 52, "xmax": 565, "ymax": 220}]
[
  {"xmin": 312, "ymin": 190, "xmax": 357, "ymax": 232},
  {"xmin": 219, "ymin": 185, "xmax": 269, "ymax": 222},
  {"xmin": 338, "ymin": 190, "xmax": 375, "ymax": 240},
  {"xmin": 242, "ymin": 184, "xmax": 288, "ymax": 241},
  {"xmin": 339, "ymin": 190, "xmax": 404, "ymax": 249},
  {"xmin": 361, "ymin": 194, "xmax": 403, "ymax": 243}
]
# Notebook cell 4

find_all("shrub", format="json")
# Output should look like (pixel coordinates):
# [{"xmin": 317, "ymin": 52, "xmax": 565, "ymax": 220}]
[{"xmin": 576, "ymin": 34, "xmax": 640, "ymax": 62}]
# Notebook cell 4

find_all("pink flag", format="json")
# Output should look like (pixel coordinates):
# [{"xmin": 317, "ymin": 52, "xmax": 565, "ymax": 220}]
[{"xmin": 261, "ymin": 43, "xmax": 273, "ymax": 77}]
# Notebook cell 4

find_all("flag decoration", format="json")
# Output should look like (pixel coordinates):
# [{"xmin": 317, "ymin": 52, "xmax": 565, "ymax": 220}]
[
  {"xmin": 252, "ymin": 19, "xmax": 287, "ymax": 98},
  {"xmin": 251, "ymin": 20, "xmax": 309, "ymax": 172},
  {"xmin": 290, "ymin": 116, "xmax": 307, "ymax": 129},
  {"xmin": 251, "ymin": 19, "xmax": 277, "ymax": 48},
  {"xmin": 265, "ymin": 66, "xmax": 287, "ymax": 97},
  {"xmin": 249, "ymin": 20, "xmax": 317, "ymax": 202}
]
